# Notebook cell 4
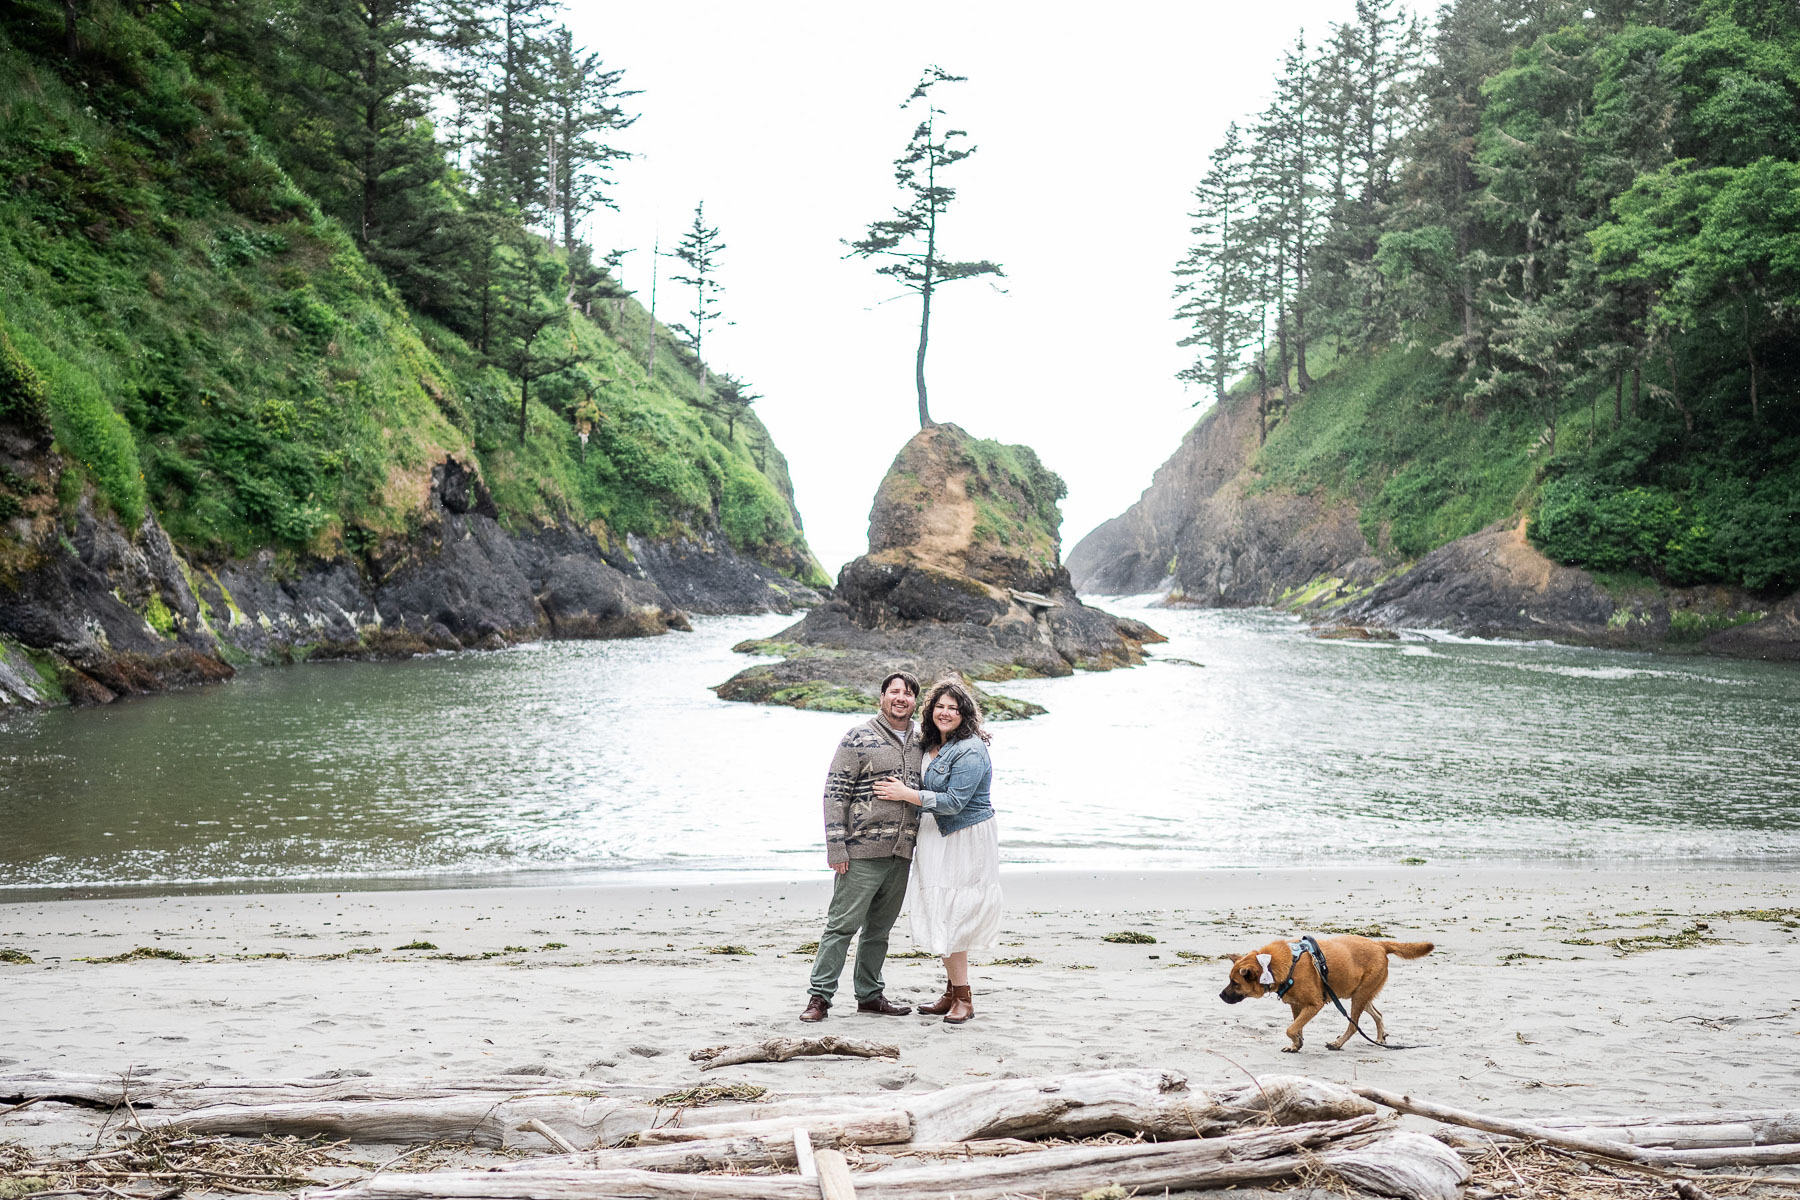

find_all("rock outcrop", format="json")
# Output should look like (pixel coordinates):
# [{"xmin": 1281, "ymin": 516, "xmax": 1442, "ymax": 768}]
[
  {"xmin": 0, "ymin": 435, "xmax": 819, "ymax": 708},
  {"xmin": 714, "ymin": 425, "xmax": 1162, "ymax": 719},
  {"xmin": 1066, "ymin": 394, "xmax": 1797, "ymax": 659}
]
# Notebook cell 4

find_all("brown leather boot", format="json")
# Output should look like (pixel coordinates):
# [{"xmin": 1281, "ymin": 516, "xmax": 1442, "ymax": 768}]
[
  {"xmin": 943, "ymin": 984, "xmax": 974, "ymax": 1024},
  {"xmin": 799, "ymin": 995, "xmax": 830, "ymax": 1022},
  {"xmin": 917, "ymin": 981, "xmax": 955, "ymax": 1016}
]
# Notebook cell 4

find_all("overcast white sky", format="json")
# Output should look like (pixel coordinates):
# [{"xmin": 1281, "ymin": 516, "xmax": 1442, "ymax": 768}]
[{"xmin": 565, "ymin": 1, "xmax": 1367, "ymax": 576}]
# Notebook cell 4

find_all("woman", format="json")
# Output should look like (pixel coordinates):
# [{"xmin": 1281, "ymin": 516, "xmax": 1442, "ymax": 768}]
[{"xmin": 871, "ymin": 677, "xmax": 1001, "ymax": 1024}]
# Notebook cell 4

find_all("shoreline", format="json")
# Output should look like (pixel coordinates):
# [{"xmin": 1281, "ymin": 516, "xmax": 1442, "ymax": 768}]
[
  {"xmin": 6, "ymin": 852, "xmax": 1800, "ymax": 906},
  {"xmin": 4, "ymin": 864, "xmax": 1796, "ymax": 1144}
]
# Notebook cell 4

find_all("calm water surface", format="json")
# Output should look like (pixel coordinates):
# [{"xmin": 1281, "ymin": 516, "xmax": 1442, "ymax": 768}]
[{"xmin": 2, "ymin": 599, "xmax": 1797, "ymax": 896}]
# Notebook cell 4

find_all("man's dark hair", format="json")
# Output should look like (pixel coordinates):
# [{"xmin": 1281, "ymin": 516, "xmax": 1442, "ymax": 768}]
[{"xmin": 879, "ymin": 670, "xmax": 920, "ymax": 698}]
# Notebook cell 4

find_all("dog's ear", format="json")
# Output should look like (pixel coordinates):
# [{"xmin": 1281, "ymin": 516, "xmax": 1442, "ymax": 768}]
[{"xmin": 1256, "ymin": 952, "xmax": 1274, "ymax": 986}]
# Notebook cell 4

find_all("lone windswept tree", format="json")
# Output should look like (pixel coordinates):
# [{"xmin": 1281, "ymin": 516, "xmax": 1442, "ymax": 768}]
[
  {"xmin": 847, "ymin": 65, "xmax": 1003, "ymax": 427},
  {"xmin": 670, "ymin": 201, "xmax": 727, "ymax": 391}
]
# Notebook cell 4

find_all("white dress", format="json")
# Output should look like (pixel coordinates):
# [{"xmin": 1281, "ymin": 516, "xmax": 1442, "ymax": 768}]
[{"xmin": 906, "ymin": 753, "xmax": 1003, "ymax": 956}]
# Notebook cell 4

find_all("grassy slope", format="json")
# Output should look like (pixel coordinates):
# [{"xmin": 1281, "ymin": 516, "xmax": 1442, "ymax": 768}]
[
  {"xmin": 1244, "ymin": 341, "xmax": 1799, "ymax": 597},
  {"xmin": 0, "ymin": 14, "xmax": 824, "ymax": 587}
]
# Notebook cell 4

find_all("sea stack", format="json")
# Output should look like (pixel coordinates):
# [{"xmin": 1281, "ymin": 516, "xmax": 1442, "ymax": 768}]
[{"xmin": 714, "ymin": 424, "xmax": 1163, "ymax": 718}]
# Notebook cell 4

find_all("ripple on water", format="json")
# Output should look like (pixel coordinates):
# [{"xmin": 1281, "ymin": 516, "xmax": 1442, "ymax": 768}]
[{"xmin": 2, "ymin": 603, "xmax": 1798, "ymax": 893}]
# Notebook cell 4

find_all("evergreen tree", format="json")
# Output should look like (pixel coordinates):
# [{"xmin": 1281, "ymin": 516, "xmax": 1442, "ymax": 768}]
[
  {"xmin": 492, "ymin": 234, "xmax": 577, "ymax": 445},
  {"xmin": 846, "ymin": 65, "xmax": 1004, "ymax": 428},
  {"xmin": 541, "ymin": 26, "xmax": 637, "ymax": 253},
  {"xmin": 1175, "ymin": 124, "xmax": 1258, "ymax": 405},
  {"xmin": 669, "ymin": 202, "xmax": 727, "ymax": 392}
]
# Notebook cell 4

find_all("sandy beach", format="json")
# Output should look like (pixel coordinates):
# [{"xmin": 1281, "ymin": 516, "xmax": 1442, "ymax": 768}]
[{"xmin": 3, "ymin": 863, "xmax": 1796, "ymax": 1143}]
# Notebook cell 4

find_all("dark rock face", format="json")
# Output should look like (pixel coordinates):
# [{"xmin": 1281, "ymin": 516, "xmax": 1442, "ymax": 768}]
[
  {"xmin": 1067, "ymin": 397, "xmax": 1373, "ymax": 606},
  {"xmin": 1332, "ymin": 521, "xmax": 1615, "ymax": 638},
  {"xmin": 628, "ymin": 532, "xmax": 820, "ymax": 617},
  {"xmin": 0, "ymin": 451, "xmax": 818, "ymax": 708},
  {"xmin": 1067, "ymin": 396, "xmax": 1800, "ymax": 660},
  {"xmin": 715, "ymin": 425, "xmax": 1164, "ymax": 719},
  {"xmin": 1704, "ymin": 594, "xmax": 1800, "ymax": 661}
]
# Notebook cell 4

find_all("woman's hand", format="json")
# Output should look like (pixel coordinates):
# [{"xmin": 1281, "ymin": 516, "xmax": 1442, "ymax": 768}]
[{"xmin": 872, "ymin": 777, "xmax": 921, "ymax": 806}]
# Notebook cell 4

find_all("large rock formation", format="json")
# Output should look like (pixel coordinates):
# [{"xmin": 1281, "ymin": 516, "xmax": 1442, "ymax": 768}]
[
  {"xmin": 0, "ymin": 429, "xmax": 819, "ymax": 708},
  {"xmin": 1066, "ymin": 394, "xmax": 1796, "ymax": 659},
  {"xmin": 714, "ymin": 424, "xmax": 1162, "ymax": 719}
]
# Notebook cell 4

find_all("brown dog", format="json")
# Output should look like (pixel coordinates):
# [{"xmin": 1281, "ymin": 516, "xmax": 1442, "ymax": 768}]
[{"xmin": 1219, "ymin": 935, "xmax": 1433, "ymax": 1052}]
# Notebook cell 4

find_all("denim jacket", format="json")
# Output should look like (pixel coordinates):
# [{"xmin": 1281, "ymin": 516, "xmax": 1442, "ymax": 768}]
[{"xmin": 918, "ymin": 737, "xmax": 994, "ymax": 836}]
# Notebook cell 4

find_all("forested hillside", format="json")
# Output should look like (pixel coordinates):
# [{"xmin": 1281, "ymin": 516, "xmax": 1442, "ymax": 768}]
[
  {"xmin": 1171, "ymin": 0, "xmax": 1799, "ymax": 596},
  {"xmin": 0, "ymin": 1, "xmax": 825, "ymax": 705}
]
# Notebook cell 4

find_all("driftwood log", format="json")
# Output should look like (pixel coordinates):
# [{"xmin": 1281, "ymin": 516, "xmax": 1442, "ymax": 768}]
[
  {"xmin": 634, "ymin": 1110, "xmax": 912, "ymax": 1148},
  {"xmin": 134, "ymin": 1070, "xmax": 1377, "ymax": 1153},
  {"xmin": 690, "ymin": 1037, "xmax": 899, "ymax": 1070},
  {"xmin": 307, "ymin": 1115, "xmax": 1403, "ymax": 1200},
  {"xmin": 1543, "ymin": 1109, "xmax": 1800, "ymax": 1146},
  {"xmin": 493, "ymin": 1137, "xmax": 1047, "ymax": 1175},
  {"xmin": 1357, "ymin": 1085, "xmax": 1800, "ymax": 1168},
  {"xmin": 0, "ymin": 1072, "xmax": 664, "ymax": 1110}
]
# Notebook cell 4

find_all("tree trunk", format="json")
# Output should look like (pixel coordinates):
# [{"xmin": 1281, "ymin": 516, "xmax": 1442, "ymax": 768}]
[
  {"xmin": 517, "ymin": 376, "xmax": 529, "ymax": 445},
  {"xmin": 1742, "ymin": 297, "xmax": 1760, "ymax": 423},
  {"xmin": 1666, "ymin": 350, "xmax": 1692, "ymax": 435},
  {"xmin": 1614, "ymin": 367, "xmax": 1622, "ymax": 428},
  {"xmin": 63, "ymin": 0, "xmax": 77, "ymax": 57},
  {"xmin": 646, "ymin": 241, "xmax": 659, "ymax": 377},
  {"xmin": 915, "ymin": 274, "xmax": 935, "ymax": 427},
  {"xmin": 1632, "ymin": 364, "xmax": 1641, "ymax": 418}
]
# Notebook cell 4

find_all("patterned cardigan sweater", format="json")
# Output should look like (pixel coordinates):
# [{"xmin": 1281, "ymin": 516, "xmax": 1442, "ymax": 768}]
[{"xmin": 822, "ymin": 717, "xmax": 924, "ymax": 865}]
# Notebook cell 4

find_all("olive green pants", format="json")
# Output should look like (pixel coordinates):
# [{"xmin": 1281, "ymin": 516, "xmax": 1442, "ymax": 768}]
[{"xmin": 807, "ymin": 856, "xmax": 911, "ymax": 1003}]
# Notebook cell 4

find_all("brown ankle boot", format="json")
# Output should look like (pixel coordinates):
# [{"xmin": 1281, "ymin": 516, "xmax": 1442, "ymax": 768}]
[
  {"xmin": 917, "ymin": 982, "xmax": 955, "ymax": 1016},
  {"xmin": 943, "ymin": 984, "xmax": 974, "ymax": 1024}
]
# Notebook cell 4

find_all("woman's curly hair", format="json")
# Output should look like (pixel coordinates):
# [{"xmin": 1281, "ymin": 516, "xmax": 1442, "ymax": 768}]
[{"xmin": 919, "ymin": 677, "xmax": 991, "ymax": 751}]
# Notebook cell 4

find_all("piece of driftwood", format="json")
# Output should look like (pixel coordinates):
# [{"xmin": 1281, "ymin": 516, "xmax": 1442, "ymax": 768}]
[
  {"xmin": 140, "ymin": 1069, "xmax": 1371, "ymax": 1154},
  {"xmin": 304, "ymin": 1114, "xmax": 1393, "ymax": 1200},
  {"xmin": 813, "ymin": 1148, "xmax": 857, "ymax": 1200},
  {"xmin": 515, "ymin": 1118, "xmax": 577, "ymax": 1154},
  {"xmin": 0, "ymin": 1071, "xmax": 659, "ymax": 1110},
  {"xmin": 691, "ymin": 1037, "xmax": 899, "ymax": 1071},
  {"xmin": 1318, "ymin": 1131, "xmax": 1470, "ymax": 1200},
  {"xmin": 794, "ymin": 1129, "xmax": 817, "ymax": 1179},
  {"xmin": 145, "ymin": 1094, "xmax": 657, "ymax": 1150},
  {"xmin": 633, "ymin": 1110, "xmax": 912, "ymax": 1147},
  {"xmin": 490, "ymin": 1136, "xmax": 1045, "ymax": 1176},
  {"xmin": 1356, "ymin": 1086, "xmax": 1800, "ymax": 1169},
  {"xmin": 1543, "ymin": 1110, "xmax": 1800, "ymax": 1145},
  {"xmin": 1554, "ymin": 1122, "xmax": 1757, "ymax": 1149}
]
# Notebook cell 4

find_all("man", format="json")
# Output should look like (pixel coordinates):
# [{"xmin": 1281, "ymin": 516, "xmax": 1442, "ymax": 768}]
[{"xmin": 800, "ymin": 670, "xmax": 925, "ymax": 1021}]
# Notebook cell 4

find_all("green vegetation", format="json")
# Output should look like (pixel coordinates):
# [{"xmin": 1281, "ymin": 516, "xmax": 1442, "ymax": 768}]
[
  {"xmin": 392, "ymin": 940, "xmax": 437, "ymax": 950},
  {"xmin": 0, "ymin": 947, "xmax": 33, "ymax": 964},
  {"xmin": 0, "ymin": 5, "xmax": 820, "ymax": 585},
  {"xmin": 1251, "ymin": 348, "xmax": 1541, "ymax": 558},
  {"xmin": 1177, "ymin": 2, "xmax": 1800, "ymax": 594},
  {"xmin": 1101, "ymin": 931, "xmax": 1157, "ymax": 944},
  {"xmin": 651, "ymin": 1083, "xmax": 769, "ymax": 1108},
  {"xmin": 76, "ymin": 946, "xmax": 193, "ymax": 963}
]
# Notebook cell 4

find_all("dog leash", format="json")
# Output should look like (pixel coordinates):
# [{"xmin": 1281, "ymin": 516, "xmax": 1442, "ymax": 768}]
[{"xmin": 1279, "ymin": 935, "xmax": 1421, "ymax": 1051}]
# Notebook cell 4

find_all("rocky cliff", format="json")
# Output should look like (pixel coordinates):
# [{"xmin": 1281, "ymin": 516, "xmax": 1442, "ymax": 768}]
[
  {"xmin": 1067, "ymin": 394, "xmax": 1798, "ymax": 660},
  {"xmin": 714, "ymin": 424, "xmax": 1162, "ymax": 719},
  {"xmin": 0, "ymin": 427, "xmax": 818, "ymax": 708}
]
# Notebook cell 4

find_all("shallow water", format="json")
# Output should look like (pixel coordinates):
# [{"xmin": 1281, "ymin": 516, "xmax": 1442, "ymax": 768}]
[{"xmin": 2, "ymin": 599, "xmax": 1797, "ymax": 896}]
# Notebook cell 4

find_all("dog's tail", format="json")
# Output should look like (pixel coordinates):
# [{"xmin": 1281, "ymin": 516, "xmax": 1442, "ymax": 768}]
[{"xmin": 1380, "ymin": 940, "xmax": 1434, "ymax": 959}]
